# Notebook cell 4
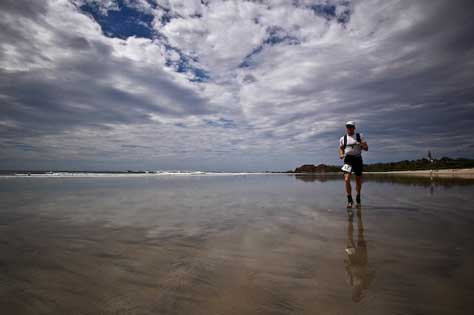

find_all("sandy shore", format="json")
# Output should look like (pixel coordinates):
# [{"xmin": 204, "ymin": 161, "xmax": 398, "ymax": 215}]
[{"xmin": 366, "ymin": 168, "xmax": 474, "ymax": 178}]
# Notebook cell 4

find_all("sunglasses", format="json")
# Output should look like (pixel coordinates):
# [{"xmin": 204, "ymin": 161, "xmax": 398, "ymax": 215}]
[{"xmin": 345, "ymin": 125, "xmax": 355, "ymax": 128}]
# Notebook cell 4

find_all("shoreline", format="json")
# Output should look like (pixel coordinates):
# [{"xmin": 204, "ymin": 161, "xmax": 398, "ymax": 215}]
[
  {"xmin": 365, "ymin": 168, "xmax": 474, "ymax": 178},
  {"xmin": 2, "ymin": 168, "xmax": 474, "ymax": 179},
  {"xmin": 0, "ymin": 171, "xmax": 281, "ymax": 178}
]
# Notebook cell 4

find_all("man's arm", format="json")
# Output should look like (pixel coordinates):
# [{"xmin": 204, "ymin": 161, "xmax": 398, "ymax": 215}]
[
  {"xmin": 339, "ymin": 146, "xmax": 345, "ymax": 159},
  {"xmin": 360, "ymin": 141, "xmax": 368, "ymax": 151}
]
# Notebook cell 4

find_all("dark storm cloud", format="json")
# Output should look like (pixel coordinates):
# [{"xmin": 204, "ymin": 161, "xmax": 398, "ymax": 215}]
[
  {"xmin": 394, "ymin": 0, "xmax": 474, "ymax": 52},
  {"xmin": 0, "ymin": 1, "xmax": 51, "ymax": 68},
  {"xmin": 354, "ymin": 2, "xmax": 474, "ymax": 147},
  {"xmin": 0, "ymin": 0, "xmax": 48, "ymax": 20},
  {"xmin": 0, "ymin": 62, "xmax": 210, "ymax": 138},
  {"xmin": 261, "ymin": 0, "xmax": 474, "ymax": 161}
]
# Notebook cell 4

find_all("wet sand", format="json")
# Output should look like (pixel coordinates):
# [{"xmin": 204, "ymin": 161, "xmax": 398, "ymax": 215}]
[{"xmin": 1, "ymin": 175, "xmax": 474, "ymax": 314}]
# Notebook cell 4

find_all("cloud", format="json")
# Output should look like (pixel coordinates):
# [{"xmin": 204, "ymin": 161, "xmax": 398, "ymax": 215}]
[{"xmin": 1, "ymin": 0, "xmax": 473, "ymax": 171}]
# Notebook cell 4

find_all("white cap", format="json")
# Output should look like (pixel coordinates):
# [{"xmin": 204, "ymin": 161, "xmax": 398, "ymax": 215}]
[{"xmin": 345, "ymin": 121, "xmax": 355, "ymax": 127}]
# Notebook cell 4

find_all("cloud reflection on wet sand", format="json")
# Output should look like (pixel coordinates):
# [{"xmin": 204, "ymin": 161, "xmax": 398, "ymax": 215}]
[{"xmin": 1, "ymin": 175, "xmax": 474, "ymax": 314}]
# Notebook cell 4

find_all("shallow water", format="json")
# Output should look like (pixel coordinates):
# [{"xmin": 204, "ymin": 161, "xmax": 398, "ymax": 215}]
[{"xmin": 1, "ymin": 174, "xmax": 474, "ymax": 314}]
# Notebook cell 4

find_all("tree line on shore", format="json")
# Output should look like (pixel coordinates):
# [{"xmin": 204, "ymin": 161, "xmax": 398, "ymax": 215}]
[{"xmin": 291, "ymin": 157, "xmax": 474, "ymax": 173}]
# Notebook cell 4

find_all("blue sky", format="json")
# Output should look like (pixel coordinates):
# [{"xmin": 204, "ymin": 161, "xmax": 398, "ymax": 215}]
[{"xmin": 1, "ymin": 0, "xmax": 474, "ymax": 171}]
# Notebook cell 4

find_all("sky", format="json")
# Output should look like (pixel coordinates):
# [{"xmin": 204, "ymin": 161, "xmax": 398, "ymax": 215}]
[{"xmin": 1, "ymin": 0, "xmax": 474, "ymax": 171}]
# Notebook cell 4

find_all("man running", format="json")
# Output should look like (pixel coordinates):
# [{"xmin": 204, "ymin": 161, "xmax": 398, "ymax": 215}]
[{"xmin": 339, "ymin": 121, "xmax": 368, "ymax": 208}]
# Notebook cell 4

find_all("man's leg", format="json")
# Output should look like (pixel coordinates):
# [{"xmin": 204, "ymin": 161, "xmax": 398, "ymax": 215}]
[
  {"xmin": 345, "ymin": 173, "xmax": 352, "ymax": 195},
  {"xmin": 345, "ymin": 173, "xmax": 353, "ymax": 207}
]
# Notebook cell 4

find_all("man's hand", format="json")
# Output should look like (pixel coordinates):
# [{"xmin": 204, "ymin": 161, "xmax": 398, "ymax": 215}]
[
  {"xmin": 340, "ymin": 154, "xmax": 345, "ymax": 160},
  {"xmin": 360, "ymin": 141, "xmax": 368, "ymax": 151}
]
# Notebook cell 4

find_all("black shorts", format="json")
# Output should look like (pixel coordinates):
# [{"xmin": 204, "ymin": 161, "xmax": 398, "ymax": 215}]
[{"xmin": 344, "ymin": 155, "xmax": 363, "ymax": 176}]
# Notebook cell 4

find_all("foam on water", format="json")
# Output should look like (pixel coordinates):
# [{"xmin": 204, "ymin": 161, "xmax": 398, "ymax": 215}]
[{"xmin": 3, "ymin": 171, "xmax": 272, "ymax": 178}]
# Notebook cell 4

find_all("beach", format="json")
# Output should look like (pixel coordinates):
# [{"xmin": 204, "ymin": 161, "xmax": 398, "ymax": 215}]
[
  {"xmin": 1, "ymin": 174, "xmax": 474, "ymax": 314},
  {"xmin": 366, "ymin": 168, "xmax": 474, "ymax": 178}
]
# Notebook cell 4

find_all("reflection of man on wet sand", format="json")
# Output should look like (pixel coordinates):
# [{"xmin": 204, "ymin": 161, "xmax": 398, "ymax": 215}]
[{"xmin": 344, "ymin": 208, "xmax": 375, "ymax": 302}]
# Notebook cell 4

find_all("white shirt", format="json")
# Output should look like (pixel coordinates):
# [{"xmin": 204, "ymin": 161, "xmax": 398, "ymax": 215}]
[{"xmin": 339, "ymin": 133, "xmax": 365, "ymax": 156}]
